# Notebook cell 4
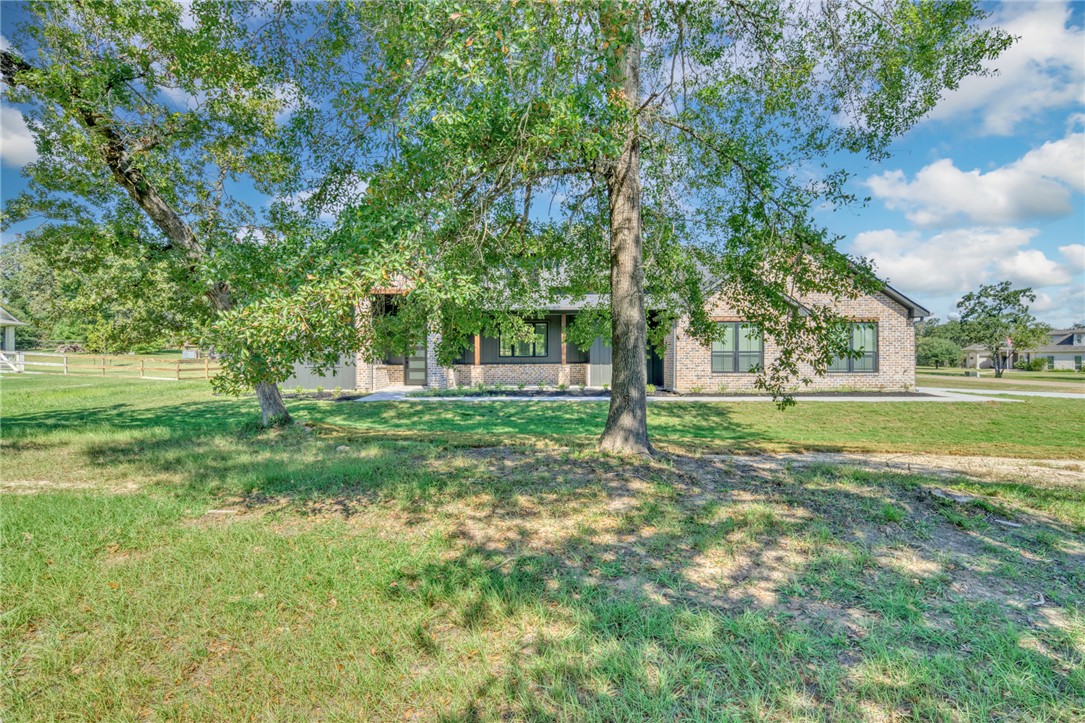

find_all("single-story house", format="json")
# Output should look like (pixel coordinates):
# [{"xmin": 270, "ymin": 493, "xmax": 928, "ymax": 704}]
[
  {"xmin": 964, "ymin": 328, "xmax": 1085, "ymax": 371},
  {"xmin": 341, "ymin": 284, "xmax": 929, "ymax": 393}
]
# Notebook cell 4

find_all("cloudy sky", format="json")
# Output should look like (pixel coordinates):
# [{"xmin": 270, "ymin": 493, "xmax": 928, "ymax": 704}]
[{"xmin": 1, "ymin": 1, "xmax": 1083, "ymax": 327}]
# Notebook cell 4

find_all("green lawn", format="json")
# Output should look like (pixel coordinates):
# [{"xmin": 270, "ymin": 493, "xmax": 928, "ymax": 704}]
[
  {"xmin": 918, "ymin": 366, "xmax": 1085, "ymax": 393},
  {"xmin": 3, "ymin": 375, "xmax": 1084, "ymax": 720}
]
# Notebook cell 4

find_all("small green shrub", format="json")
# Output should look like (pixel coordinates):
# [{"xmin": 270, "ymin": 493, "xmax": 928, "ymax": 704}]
[
  {"xmin": 578, "ymin": 384, "xmax": 586, "ymax": 392},
  {"xmin": 689, "ymin": 385, "xmax": 704, "ymax": 394},
  {"xmin": 517, "ymin": 382, "xmax": 526, "ymax": 390},
  {"xmin": 1015, "ymin": 358, "xmax": 1048, "ymax": 371},
  {"xmin": 333, "ymin": 386, "xmax": 343, "ymax": 396},
  {"xmin": 557, "ymin": 383, "xmax": 568, "ymax": 391},
  {"xmin": 645, "ymin": 383, "xmax": 656, "ymax": 394},
  {"xmin": 314, "ymin": 385, "xmax": 324, "ymax": 394},
  {"xmin": 602, "ymin": 383, "xmax": 609, "ymax": 391},
  {"xmin": 294, "ymin": 385, "xmax": 305, "ymax": 395}
]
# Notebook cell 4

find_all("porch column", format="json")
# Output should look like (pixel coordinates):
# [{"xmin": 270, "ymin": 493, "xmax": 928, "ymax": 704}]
[
  {"xmin": 561, "ymin": 315, "xmax": 567, "ymax": 364},
  {"xmin": 3, "ymin": 326, "xmax": 13, "ymax": 352},
  {"xmin": 474, "ymin": 334, "xmax": 481, "ymax": 365}
]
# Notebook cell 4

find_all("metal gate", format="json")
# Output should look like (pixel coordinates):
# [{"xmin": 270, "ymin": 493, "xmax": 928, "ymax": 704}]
[{"xmin": 589, "ymin": 336, "xmax": 612, "ymax": 387}]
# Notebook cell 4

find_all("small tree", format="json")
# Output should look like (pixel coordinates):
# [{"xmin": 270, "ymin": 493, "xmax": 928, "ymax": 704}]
[
  {"xmin": 957, "ymin": 282, "xmax": 1049, "ymax": 378},
  {"xmin": 916, "ymin": 337, "xmax": 961, "ymax": 369}
]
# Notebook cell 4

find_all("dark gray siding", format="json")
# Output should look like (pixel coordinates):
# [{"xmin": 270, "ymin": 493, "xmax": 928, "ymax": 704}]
[{"xmin": 470, "ymin": 313, "xmax": 589, "ymax": 365}]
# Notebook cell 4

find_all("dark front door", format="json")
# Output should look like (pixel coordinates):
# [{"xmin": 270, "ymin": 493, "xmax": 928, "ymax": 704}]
[
  {"xmin": 647, "ymin": 345, "xmax": 664, "ymax": 387},
  {"xmin": 404, "ymin": 346, "xmax": 427, "ymax": 386}
]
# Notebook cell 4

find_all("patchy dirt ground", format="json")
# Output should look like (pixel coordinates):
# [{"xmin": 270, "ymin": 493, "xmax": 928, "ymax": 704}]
[{"xmin": 703, "ymin": 451, "xmax": 1084, "ymax": 487}]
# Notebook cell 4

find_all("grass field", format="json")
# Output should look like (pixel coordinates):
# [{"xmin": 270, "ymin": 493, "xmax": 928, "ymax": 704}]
[
  {"xmin": 3, "ymin": 375, "xmax": 1084, "ymax": 720},
  {"xmin": 917, "ymin": 366, "xmax": 1085, "ymax": 395}
]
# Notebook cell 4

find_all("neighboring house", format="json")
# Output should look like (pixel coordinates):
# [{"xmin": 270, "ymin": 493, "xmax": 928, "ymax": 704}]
[
  {"xmin": 346, "ymin": 284, "xmax": 929, "ymax": 393},
  {"xmin": 964, "ymin": 328, "xmax": 1085, "ymax": 371},
  {"xmin": 0, "ymin": 305, "xmax": 26, "ymax": 353}
]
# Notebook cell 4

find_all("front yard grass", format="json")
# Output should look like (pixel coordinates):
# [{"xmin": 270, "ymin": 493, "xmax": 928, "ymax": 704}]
[
  {"xmin": 3, "ymin": 375, "xmax": 1084, "ymax": 720},
  {"xmin": 917, "ymin": 367, "xmax": 1085, "ymax": 394}
]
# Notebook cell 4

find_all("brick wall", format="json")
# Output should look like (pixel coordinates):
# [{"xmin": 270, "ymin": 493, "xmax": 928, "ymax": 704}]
[
  {"xmin": 668, "ymin": 291, "xmax": 917, "ymax": 392},
  {"xmin": 453, "ymin": 363, "xmax": 588, "ymax": 387}
]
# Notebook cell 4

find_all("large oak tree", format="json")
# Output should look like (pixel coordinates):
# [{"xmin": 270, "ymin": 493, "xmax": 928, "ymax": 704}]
[{"xmin": 226, "ymin": 0, "xmax": 1009, "ymax": 453}]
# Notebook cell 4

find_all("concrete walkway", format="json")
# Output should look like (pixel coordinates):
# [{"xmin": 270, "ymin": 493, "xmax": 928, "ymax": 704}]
[
  {"xmin": 918, "ymin": 386, "xmax": 1085, "ymax": 400},
  {"xmin": 356, "ymin": 386, "xmax": 1013, "ymax": 403}
]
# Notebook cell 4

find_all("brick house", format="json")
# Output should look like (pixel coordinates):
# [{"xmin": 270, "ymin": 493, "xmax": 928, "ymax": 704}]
[{"xmin": 348, "ymin": 284, "xmax": 929, "ymax": 394}]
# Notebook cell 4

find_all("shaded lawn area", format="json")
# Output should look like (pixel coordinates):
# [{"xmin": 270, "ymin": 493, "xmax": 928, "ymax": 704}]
[{"xmin": 3, "ymin": 375, "xmax": 1084, "ymax": 720}]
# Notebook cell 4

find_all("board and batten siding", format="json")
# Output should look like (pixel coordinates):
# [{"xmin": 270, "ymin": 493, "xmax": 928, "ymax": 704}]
[{"xmin": 283, "ymin": 356, "xmax": 357, "ymax": 390}]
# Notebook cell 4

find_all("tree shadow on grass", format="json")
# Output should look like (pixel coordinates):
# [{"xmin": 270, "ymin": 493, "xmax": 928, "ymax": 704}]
[{"xmin": 6, "ymin": 397, "xmax": 1084, "ymax": 719}]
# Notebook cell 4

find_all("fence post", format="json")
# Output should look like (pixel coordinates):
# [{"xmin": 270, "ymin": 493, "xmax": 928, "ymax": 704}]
[
  {"xmin": 176, "ymin": 359, "xmax": 181, "ymax": 381},
  {"xmin": 205, "ymin": 357, "xmax": 210, "ymax": 379},
  {"xmin": 140, "ymin": 359, "xmax": 145, "ymax": 379},
  {"xmin": 64, "ymin": 355, "xmax": 68, "ymax": 376},
  {"xmin": 101, "ymin": 356, "xmax": 106, "ymax": 376}
]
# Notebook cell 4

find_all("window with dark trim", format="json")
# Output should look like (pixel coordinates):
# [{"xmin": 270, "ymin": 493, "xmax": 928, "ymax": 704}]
[
  {"xmin": 828, "ymin": 322, "xmax": 878, "ymax": 373},
  {"xmin": 499, "ymin": 322, "xmax": 548, "ymax": 358},
  {"xmin": 712, "ymin": 322, "xmax": 763, "ymax": 373}
]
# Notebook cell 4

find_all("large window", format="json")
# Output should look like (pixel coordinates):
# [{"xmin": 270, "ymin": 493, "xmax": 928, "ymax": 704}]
[
  {"xmin": 828, "ymin": 322, "xmax": 878, "ymax": 373},
  {"xmin": 712, "ymin": 322, "xmax": 763, "ymax": 373},
  {"xmin": 499, "ymin": 322, "xmax": 548, "ymax": 358}
]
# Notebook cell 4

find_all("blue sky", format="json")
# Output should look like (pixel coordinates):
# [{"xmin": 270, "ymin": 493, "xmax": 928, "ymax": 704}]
[{"xmin": 2, "ymin": 1, "xmax": 1083, "ymax": 327}]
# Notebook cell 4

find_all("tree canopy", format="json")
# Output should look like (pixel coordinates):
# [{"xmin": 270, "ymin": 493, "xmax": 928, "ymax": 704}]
[
  {"xmin": 213, "ymin": 0, "xmax": 1011, "ymax": 451},
  {"xmin": 957, "ymin": 281, "xmax": 1050, "ymax": 378}
]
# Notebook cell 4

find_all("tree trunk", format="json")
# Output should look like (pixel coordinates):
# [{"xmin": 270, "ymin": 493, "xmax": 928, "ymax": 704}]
[
  {"xmin": 207, "ymin": 284, "xmax": 292, "ymax": 426},
  {"xmin": 255, "ymin": 381, "xmax": 292, "ymax": 426},
  {"xmin": 599, "ymin": 12, "xmax": 651, "ymax": 456}
]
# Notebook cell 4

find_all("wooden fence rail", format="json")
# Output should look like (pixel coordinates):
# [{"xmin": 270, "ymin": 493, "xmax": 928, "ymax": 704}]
[{"xmin": 3, "ymin": 352, "xmax": 221, "ymax": 380}]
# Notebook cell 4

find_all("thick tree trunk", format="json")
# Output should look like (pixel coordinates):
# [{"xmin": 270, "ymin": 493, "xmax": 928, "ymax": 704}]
[
  {"xmin": 255, "ymin": 381, "xmax": 292, "ymax": 425},
  {"xmin": 599, "ymin": 14, "xmax": 652, "ymax": 456}
]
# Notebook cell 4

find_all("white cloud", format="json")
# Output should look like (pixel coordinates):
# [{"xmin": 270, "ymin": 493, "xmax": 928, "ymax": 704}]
[
  {"xmin": 0, "ymin": 35, "xmax": 10, "ymax": 52},
  {"xmin": 994, "ymin": 248, "xmax": 1072, "ymax": 288},
  {"xmin": 867, "ymin": 132, "xmax": 1084, "ymax": 226},
  {"xmin": 852, "ymin": 226, "xmax": 1074, "ymax": 293},
  {"xmin": 0, "ymin": 105, "xmax": 38, "ymax": 168},
  {"xmin": 852, "ymin": 227, "xmax": 1084, "ymax": 326},
  {"xmin": 1059, "ymin": 244, "xmax": 1085, "ymax": 274},
  {"xmin": 926, "ymin": 2, "xmax": 1085, "ymax": 135}
]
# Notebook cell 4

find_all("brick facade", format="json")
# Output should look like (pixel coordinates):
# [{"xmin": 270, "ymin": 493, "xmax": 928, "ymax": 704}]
[
  {"xmin": 350, "ymin": 290, "xmax": 917, "ymax": 393},
  {"xmin": 452, "ymin": 363, "xmax": 588, "ymax": 387},
  {"xmin": 668, "ymin": 291, "xmax": 916, "ymax": 393}
]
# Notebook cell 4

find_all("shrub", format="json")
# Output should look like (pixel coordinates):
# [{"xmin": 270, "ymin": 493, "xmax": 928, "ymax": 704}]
[
  {"xmin": 689, "ymin": 385, "xmax": 704, "ymax": 394},
  {"xmin": 578, "ymin": 384, "xmax": 586, "ymax": 392},
  {"xmin": 602, "ymin": 383, "xmax": 609, "ymax": 391},
  {"xmin": 294, "ymin": 385, "xmax": 304, "ymax": 395},
  {"xmin": 314, "ymin": 385, "xmax": 324, "ymax": 394},
  {"xmin": 517, "ymin": 382, "xmax": 526, "ymax": 390},
  {"xmin": 557, "ymin": 383, "xmax": 568, "ymax": 391},
  {"xmin": 1014, "ymin": 358, "xmax": 1048, "ymax": 372},
  {"xmin": 645, "ymin": 383, "xmax": 656, "ymax": 394},
  {"xmin": 333, "ymin": 386, "xmax": 342, "ymax": 396}
]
